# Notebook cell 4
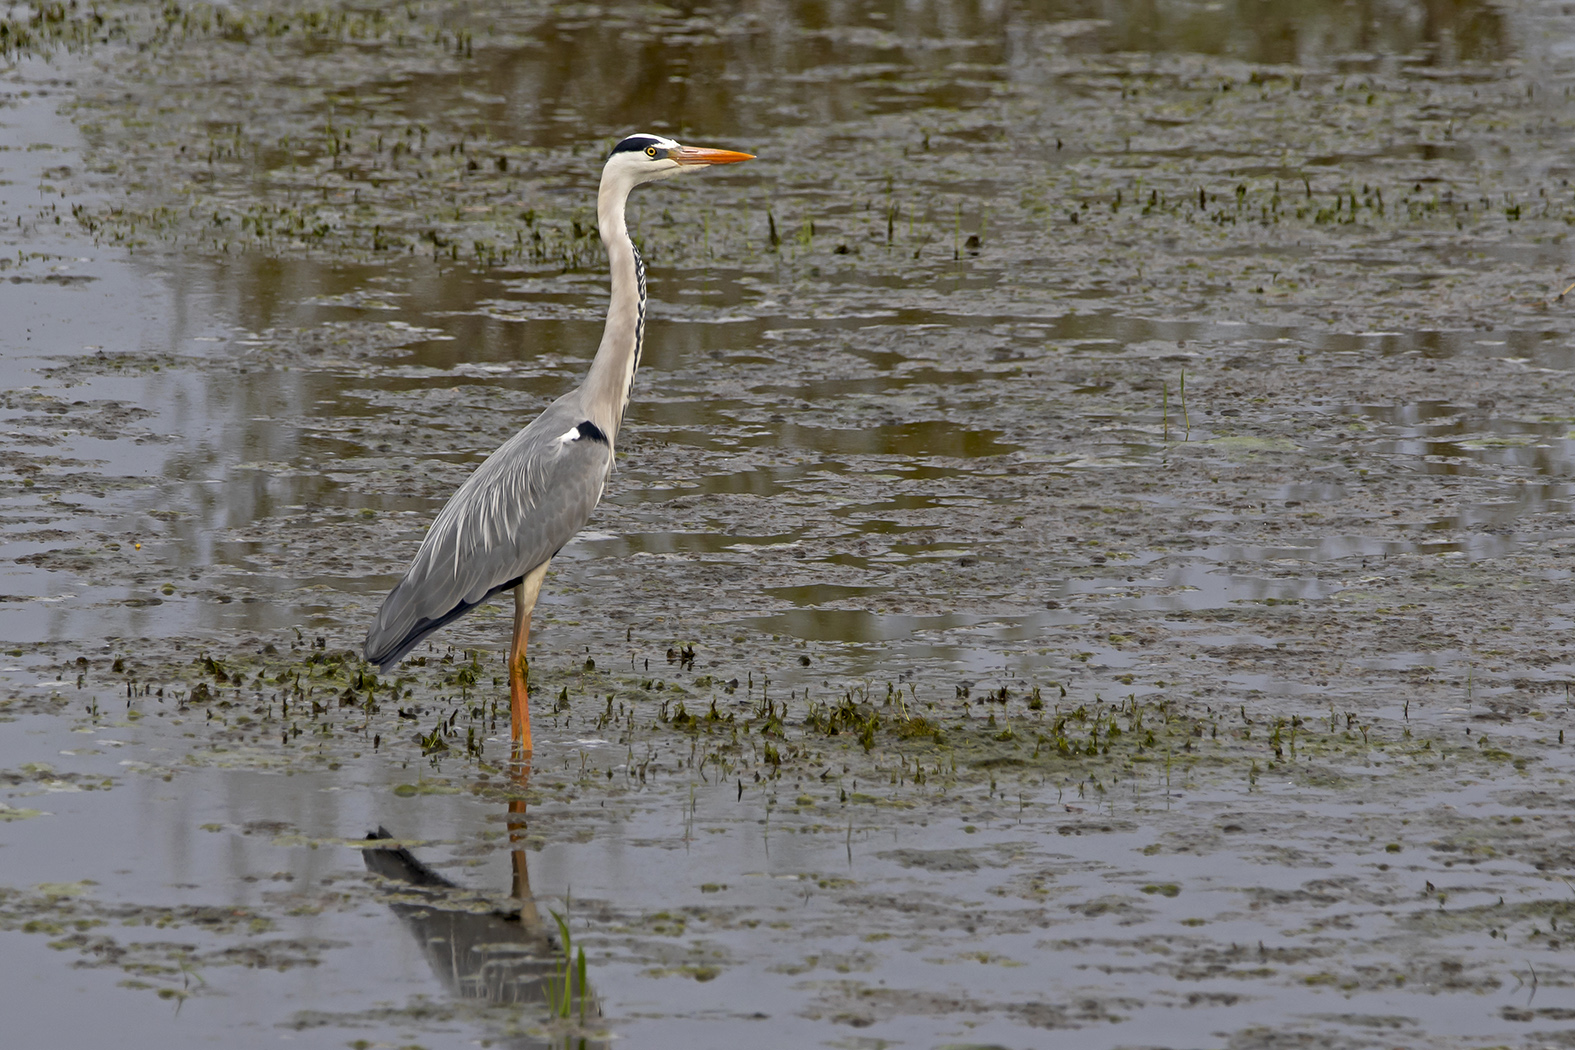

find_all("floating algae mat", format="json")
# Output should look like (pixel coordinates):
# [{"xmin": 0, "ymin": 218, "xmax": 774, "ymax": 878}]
[{"xmin": 4, "ymin": 1, "xmax": 1575, "ymax": 1046}]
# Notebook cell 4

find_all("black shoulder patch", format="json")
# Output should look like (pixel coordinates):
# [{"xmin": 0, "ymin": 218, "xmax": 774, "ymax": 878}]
[
  {"xmin": 576, "ymin": 420, "xmax": 609, "ymax": 444},
  {"xmin": 611, "ymin": 135, "xmax": 662, "ymax": 156}
]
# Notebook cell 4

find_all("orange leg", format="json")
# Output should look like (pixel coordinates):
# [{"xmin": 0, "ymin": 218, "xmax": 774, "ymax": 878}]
[
  {"xmin": 509, "ymin": 588, "xmax": 533, "ymax": 753},
  {"xmin": 508, "ymin": 560, "xmax": 551, "ymax": 756}
]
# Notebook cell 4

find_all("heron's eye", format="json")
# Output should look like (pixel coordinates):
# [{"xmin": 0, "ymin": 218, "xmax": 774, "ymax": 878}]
[{"xmin": 645, "ymin": 146, "xmax": 657, "ymax": 158}]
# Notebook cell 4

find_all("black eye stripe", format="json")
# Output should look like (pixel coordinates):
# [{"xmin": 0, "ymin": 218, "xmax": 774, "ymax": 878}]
[{"xmin": 611, "ymin": 135, "xmax": 664, "ymax": 155}]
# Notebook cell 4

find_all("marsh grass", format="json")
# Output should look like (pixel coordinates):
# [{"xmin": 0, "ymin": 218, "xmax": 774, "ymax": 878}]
[
  {"xmin": 55, "ymin": 637, "xmax": 1526, "ymax": 812},
  {"xmin": 545, "ymin": 910, "xmax": 591, "ymax": 1023}
]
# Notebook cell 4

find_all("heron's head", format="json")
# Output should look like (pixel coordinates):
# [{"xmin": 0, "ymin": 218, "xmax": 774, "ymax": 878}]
[{"xmin": 603, "ymin": 133, "xmax": 754, "ymax": 189}]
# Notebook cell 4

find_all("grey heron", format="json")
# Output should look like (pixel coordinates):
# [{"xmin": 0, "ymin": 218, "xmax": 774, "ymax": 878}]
[{"xmin": 364, "ymin": 133, "xmax": 754, "ymax": 753}]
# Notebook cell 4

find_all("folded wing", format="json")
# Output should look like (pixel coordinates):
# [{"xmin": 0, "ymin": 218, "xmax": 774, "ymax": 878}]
[{"xmin": 364, "ymin": 402, "xmax": 612, "ymax": 671}]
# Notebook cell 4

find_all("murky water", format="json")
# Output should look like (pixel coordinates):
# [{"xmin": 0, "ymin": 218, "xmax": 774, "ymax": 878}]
[{"xmin": 5, "ymin": 1, "xmax": 1575, "ymax": 1047}]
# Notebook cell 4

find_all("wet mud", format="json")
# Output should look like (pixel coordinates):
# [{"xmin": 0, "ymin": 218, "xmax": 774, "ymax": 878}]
[{"xmin": 4, "ymin": 1, "xmax": 1575, "ymax": 1047}]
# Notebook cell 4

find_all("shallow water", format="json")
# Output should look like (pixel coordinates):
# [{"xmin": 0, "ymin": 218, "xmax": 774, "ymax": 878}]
[{"xmin": 5, "ymin": 1, "xmax": 1575, "ymax": 1047}]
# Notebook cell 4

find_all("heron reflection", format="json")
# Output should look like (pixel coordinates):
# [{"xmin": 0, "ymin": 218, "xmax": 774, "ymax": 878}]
[{"xmin": 364, "ymin": 763, "xmax": 601, "ymax": 1045}]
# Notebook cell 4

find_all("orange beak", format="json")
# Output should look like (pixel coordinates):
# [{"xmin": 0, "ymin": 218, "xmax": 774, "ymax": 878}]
[{"xmin": 671, "ymin": 145, "xmax": 755, "ymax": 166}]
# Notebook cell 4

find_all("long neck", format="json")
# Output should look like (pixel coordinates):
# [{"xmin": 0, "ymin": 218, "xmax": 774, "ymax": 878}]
[{"xmin": 582, "ymin": 172, "xmax": 646, "ymax": 445}]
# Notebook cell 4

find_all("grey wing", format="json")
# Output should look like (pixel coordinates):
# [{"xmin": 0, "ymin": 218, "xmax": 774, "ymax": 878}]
[{"xmin": 364, "ymin": 409, "xmax": 612, "ymax": 671}]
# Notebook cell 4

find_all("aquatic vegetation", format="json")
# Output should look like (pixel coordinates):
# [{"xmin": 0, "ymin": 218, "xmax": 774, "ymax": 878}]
[{"xmin": 25, "ymin": 632, "xmax": 1533, "ymax": 824}]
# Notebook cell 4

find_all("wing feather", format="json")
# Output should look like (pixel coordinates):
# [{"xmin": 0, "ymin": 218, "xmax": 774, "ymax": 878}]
[{"xmin": 365, "ymin": 398, "xmax": 611, "ymax": 670}]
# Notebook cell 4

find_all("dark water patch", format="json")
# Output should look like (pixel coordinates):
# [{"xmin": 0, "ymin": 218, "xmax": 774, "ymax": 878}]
[{"xmin": 744, "ymin": 607, "xmax": 1006, "ymax": 644}]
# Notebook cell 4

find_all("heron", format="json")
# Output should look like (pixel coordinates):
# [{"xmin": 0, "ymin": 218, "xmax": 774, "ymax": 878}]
[{"xmin": 364, "ymin": 133, "xmax": 754, "ymax": 753}]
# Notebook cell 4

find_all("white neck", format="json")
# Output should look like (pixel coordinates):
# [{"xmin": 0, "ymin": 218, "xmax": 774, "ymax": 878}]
[{"xmin": 582, "ymin": 170, "xmax": 646, "ymax": 445}]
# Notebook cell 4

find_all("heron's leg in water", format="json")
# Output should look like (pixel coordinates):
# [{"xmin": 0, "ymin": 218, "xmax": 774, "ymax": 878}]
[
  {"xmin": 509, "ymin": 560, "xmax": 552, "ymax": 753},
  {"xmin": 505, "ymin": 761, "xmax": 543, "ymax": 924}
]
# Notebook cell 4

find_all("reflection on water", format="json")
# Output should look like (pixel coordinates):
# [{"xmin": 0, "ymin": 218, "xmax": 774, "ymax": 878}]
[
  {"xmin": 252, "ymin": 0, "xmax": 1513, "ymax": 148},
  {"xmin": 1078, "ymin": 0, "xmax": 1507, "ymax": 66},
  {"xmin": 11, "ymin": 242, "xmax": 1572, "ymax": 653},
  {"xmin": 364, "ymin": 764, "xmax": 602, "ymax": 1048},
  {"xmin": 1, "ymin": 0, "xmax": 1565, "ymax": 671}
]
